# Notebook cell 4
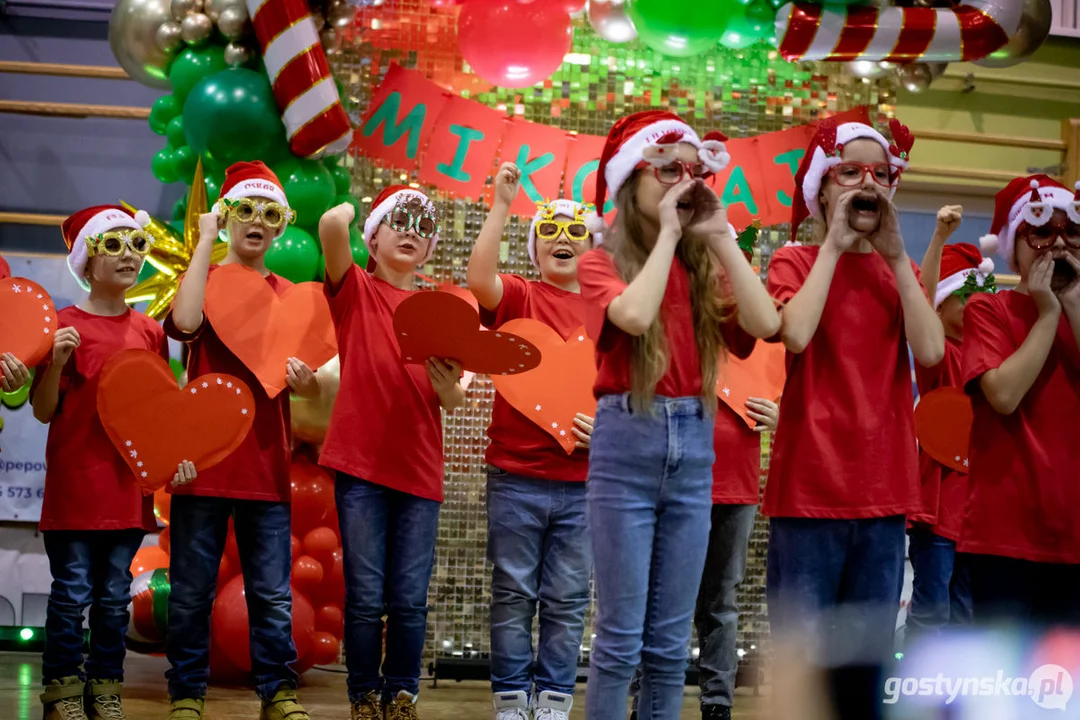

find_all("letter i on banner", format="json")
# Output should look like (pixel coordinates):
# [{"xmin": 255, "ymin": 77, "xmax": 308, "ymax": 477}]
[
  {"xmin": 565, "ymin": 133, "xmax": 612, "ymax": 219},
  {"xmin": 499, "ymin": 120, "xmax": 572, "ymax": 216},
  {"xmin": 353, "ymin": 64, "xmax": 449, "ymax": 171},
  {"xmin": 418, "ymin": 96, "xmax": 507, "ymax": 200}
]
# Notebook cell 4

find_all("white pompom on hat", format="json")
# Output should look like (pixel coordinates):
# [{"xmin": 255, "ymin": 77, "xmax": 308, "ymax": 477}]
[{"xmin": 933, "ymin": 242, "xmax": 996, "ymax": 309}]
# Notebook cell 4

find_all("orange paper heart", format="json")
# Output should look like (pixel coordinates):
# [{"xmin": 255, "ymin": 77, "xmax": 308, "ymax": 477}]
[
  {"xmin": 491, "ymin": 319, "xmax": 597, "ymax": 454},
  {"xmin": 717, "ymin": 341, "xmax": 787, "ymax": 428},
  {"xmin": 97, "ymin": 349, "xmax": 255, "ymax": 493},
  {"xmin": 204, "ymin": 265, "xmax": 338, "ymax": 398},
  {"xmin": 0, "ymin": 277, "xmax": 56, "ymax": 367},
  {"xmin": 393, "ymin": 291, "xmax": 541, "ymax": 375},
  {"xmin": 914, "ymin": 387, "xmax": 973, "ymax": 474}
]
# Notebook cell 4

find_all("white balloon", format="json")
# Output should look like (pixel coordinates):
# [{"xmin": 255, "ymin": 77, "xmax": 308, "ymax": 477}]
[{"xmin": 588, "ymin": 0, "xmax": 636, "ymax": 44}]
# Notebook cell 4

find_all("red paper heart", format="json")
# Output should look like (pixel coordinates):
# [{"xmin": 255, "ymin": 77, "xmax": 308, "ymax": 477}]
[
  {"xmin": 393, "ymin": 291, "xmax": 541, "ymax": 375},
  {"xmin": 204, "ymin": 265, "xmax": 338, "ymax": 398},
  {"xmin": 491, "ymin": 319, "xmax": 597, "ymax": 454},
  {"xmin": 0, "ymin": 277, "xmax": 56, "ymax": 367},
  {"xmin": 914, "ymin": 387, "xmax": 973, "ymax": 474},
  {"xmin": 97, "ymin": 349, "xmax": 255, "ymax": 493},
  {"xmin": 717, "ymin": 341, "xmax": 787, "ymax": 427}
]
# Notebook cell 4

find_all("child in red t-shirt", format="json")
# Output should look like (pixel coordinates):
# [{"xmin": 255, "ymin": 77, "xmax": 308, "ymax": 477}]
[
  {"xmin": 318, "ymin": 187, "xmax": 464, "ymax": 717},
  {"xmin": 906, "ymin": 211, "xmax": 995, "ymax": 643},
  {"xmin": 29, "ymin": 205, "xmax": 164, "ymax": 720},
  {"xmin": 959, "ymin": 175, "xmax": 1080, "ymax": 625},
  {"xmin": 0, "ymin": 253, "xmax": 9, "ymax": 278},
  {"xmin": 765, "ymin": 118, "xmax": 944, "ymax": 719},
  {"xmin": 577, "ymin": 110, "xmax": 779, "ymax": 720},
  {"xmin": 164, "ymin": 162, "xmax": 317, "ymax": 720},
  {"xmin": 467, "ymin": 163, "xmax": 598, "ymax": 719}
]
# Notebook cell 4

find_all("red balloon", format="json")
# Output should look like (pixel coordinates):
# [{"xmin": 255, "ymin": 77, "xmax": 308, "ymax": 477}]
[
  {"xmin": 290, "ymin": 460, "xmax": 334, "ymax": 536},
  {"xmin": 131, "ymin": 545, "xmax": 170, "ymax": 576},
  {"xmin": 292, "ymin": 555, "xmax": 325, "ymax": 599},
  {"xmin": 224, "ymin": 526, "xmax": 241, "ymax": 570},
  {"xmin": 457, "ymin": 0, "xmax": 572, "ymax": 88},
  {"xmin": 158, "ymin": 526, "xmax": 171, "ymax": 556},
  {"xmin": 217, "ymin": 555, "xmax": 236, "ymax": 589},
  {"xmin": 154, "ymin": 489, "xmax": 171, "ymax": 525},
  {"xmin": 315, "ymin": 604, "xmax": 344, "ymax": 638},
  {"xmin": 291, "ymin": 588, "xmax": 317, "ymax": 662},
  {"xmin": 208, "ymin": 640, "xmax": 248, "ymax": 684},
  {"xmin": 303, "ymin": 527, "xmax": 338, "ymax": 566},
  {"xmin": 291, "ymin": 534, "xmax": 302, "ymax": 560},
  {"xmin": 209, "ymin": 576, "xmax": 317, "ymax": 673},
  {"xmin": 308, "ymin": 631, "xmax": 341, "ymax": 666},
  {"xmin": 558, "ymin": 0, "xmax": 584, "ymax": 11},
  {"xmin": 316, "ymin": 548, "xmax": 346, "ymax": 608}
]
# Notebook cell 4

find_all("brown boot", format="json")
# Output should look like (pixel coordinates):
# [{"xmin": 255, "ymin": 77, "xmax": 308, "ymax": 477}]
[
  {"xmin": 41, "ymin": 677, "xmax": 88, "ymax": 720},
  {"xmin": 384, "ymin": 691, "xmax": 419, "ymax": 720},
  {"xmin": 86, "ymin": 680, "xmax": 126, "ymax": 720},
  {"xmin": 350, "ymin": 691, "xmax": 382, "ymax": 720}
]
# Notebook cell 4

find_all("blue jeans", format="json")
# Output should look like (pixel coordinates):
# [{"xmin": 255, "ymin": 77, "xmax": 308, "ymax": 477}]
[
  {"xmin": 767, "ymin": 516, "xmax": 906, "ymax": 720},
  {"xmin": 336, "ymin": 474, "xmax": 441, "ymax": 701},
  {"xmin": 42, "ymin": 530, "xmax": 145, "ymax": 683},
  {"xmin": 487, "ymin": 468, "xmax": 591, "ymax": 696},
  {"xmin": 905, "ymin": 525, "xmax": 972, "ymax": 642},
  {"xmin": 585, "ymin": 394, "xmax": 714, "ymax": 720},
  {"xmin": 165, "ymin": 495, "xmax": 297, "ymax": 701}
]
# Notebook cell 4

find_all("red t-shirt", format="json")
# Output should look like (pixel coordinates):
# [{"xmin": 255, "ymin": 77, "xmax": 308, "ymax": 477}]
[
  {"xmin": 959, "ymin": 291, "xmax": 1080, "ymax": 563},
  {"xmin": 712, "ymin": 402, "xmax": 761, "ymax": 505},
  {"xmin": 764, "ymin": 245, "xmax": 921, "ymax": 519},
  {"xmin": 0, "ymin": 254, "xmax": 9, "ymax": 279},
  {"xmin": 164, "ymin": 267, "xmax": 292, "ymax": 502},
  {"xmin": 480, "ymin": 274, "xmax": 589, "ymax": 482},
  {"xmin": 319, "ymin": 266, "xmax": 444, "ymax": 502},
  {"xmin": 578, "ymin": 249, "xmax": 755, "ymax": 399},
  {"xmin": 911, "ymin": 336, "xmax": 967, "ymax": 541},
  {"xmin": 33, "ymin": 307, "xmax": 162, "ymax": 532}
]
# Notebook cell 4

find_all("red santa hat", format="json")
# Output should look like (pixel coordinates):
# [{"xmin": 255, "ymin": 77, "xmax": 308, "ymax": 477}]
[
  {"xmin": 594, "ymin": 110, "xmax": 731, "ymax": 212},
  {"xmin": 61, "ymin": 205, "xmax": 151, "ymax": 291},
  {"xmin": 933, "ymin": 242, "xmax": 996, "ymax": 309},
  {"xmin": 362, "ymin": 185, "xmax": 441, "ymax": 263},
  {"xmin": 213, "ymin": 161, "xmax": 293, "ymax": 234},
  {"xmin": 527, "ymin": 199, "xmax": 604, "ymax": 267},
  {"xmin": 0, "ymin": 254, "xmax": 9, "ymax": 280},
  {"xmin": 790, "ymin": 117, "xmax": 914, "ymax": 243},
  {"xmin": 979, "ymin": 175, "xmax": 1080, "ymax": 271}
]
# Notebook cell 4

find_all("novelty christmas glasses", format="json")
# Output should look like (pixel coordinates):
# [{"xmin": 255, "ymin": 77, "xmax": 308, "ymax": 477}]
[
  {"xmin": 383, "ymin": 198, "xmax": 439, "ymax": 239},
  {"xmin": 828, "ymin": 162, "xmax": 900, "ymax": 188},
  {"xmin": 1018, "ymin": 217, "xmax": 1080, "ymax": 250},
  {"xmin": 221, "ymin": 198, "xmax": 295, "ymax": 230},
  {"xmin": 535, "ymin": 219, "xmax": 591, "ymax": 242},
  {"xmin": 86, "ymin": 229, "xmax": 151, "ymax": 258}
]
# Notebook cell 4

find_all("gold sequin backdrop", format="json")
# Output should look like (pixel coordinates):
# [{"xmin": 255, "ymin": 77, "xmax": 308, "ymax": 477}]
[{"xmin": 328, "ymin": 0, "xmax": 896, "ymax": 666}]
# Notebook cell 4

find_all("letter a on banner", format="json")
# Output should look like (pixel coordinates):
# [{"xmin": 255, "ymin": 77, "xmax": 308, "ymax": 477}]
[{"xmin": 353, "ymin": 63, "xmax": 448, "ymax": 171}]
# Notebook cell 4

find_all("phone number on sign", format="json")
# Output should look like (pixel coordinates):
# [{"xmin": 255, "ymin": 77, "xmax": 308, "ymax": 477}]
[{"xmin": 0, "ymin": 485, "xmax": 44, "ymax": 500}]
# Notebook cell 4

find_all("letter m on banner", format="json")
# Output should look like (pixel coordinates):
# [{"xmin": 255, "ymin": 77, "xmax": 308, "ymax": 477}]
[{"xmin": 352, "ymin": 63, "xmax": 450, "ymax": 171}]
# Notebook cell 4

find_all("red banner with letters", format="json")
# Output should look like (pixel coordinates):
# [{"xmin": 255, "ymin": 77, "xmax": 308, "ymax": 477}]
[{"xmin": 353, "ymin": 63, "xmax": 871, "ymax": 226}]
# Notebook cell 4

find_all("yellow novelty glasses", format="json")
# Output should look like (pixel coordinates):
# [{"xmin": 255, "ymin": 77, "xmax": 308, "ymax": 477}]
[
  {"xmin": 221, "ymin": 198, "xmax": 295, "ymax": 230},
  {"xmin": 86, "ymin": 229, "xmax": 152, "ymax": 258},
  {"xmin": 535, "ymin": 219, "xmax": 591, "ymax": 242}
]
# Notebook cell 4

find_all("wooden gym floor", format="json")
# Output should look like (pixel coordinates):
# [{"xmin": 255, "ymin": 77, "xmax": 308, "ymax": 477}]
[{"xmin": 0, "ymin": 652, "xmax": 769, "ymax": 719}]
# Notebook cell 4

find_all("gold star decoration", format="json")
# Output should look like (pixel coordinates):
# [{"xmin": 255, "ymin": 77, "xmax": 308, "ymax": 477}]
[{"xmin": 123, "ymin": 159, "xmax": 228, "ymax": 319}]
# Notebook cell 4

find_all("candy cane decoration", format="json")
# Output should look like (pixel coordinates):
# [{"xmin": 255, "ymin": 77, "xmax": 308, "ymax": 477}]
[
  {"xmin": 775, "ymin": 1, "xmax": 1023, "ymax": 63},
  {"xmin": 247, "ymin": 0, "xmax": 352, "ymax": 158}
]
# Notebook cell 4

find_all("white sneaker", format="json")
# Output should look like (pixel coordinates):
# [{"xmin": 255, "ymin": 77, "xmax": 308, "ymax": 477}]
[
  {"xmin": 493, "ymin": 691, "xmax": 530, "ymax": 720},
  {"xmin": 534, "ymin": 691, "xmax": 573, "ymax": 720}
]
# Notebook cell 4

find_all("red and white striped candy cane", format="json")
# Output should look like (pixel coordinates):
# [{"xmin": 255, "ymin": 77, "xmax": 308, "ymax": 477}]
[
  {"xmin": 775, "ymin": 1, "xmax": 1023, "ymax": 63},
  {"xmin": 247, "ymin": 0, "xmax": 351, "ymax": 158}
]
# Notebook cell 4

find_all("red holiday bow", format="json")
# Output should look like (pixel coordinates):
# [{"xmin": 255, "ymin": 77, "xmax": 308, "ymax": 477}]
[{"xmin": 889, "ymin": 119, "xmax": 915, "ymax": 160}]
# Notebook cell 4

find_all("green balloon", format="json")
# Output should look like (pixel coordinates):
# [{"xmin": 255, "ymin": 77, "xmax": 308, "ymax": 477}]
[
  {"xmin": 172, "ymin": 195, "xmax": 188, "ymax": 220},
  {"xmin": 628, "ymin": 0, "xmax": 733, "ymax": 57},
  {"xmin": 330, "ymin": 163, "xmax": 352, "ymax": 195},
  {"xmin": 274, "ymin": 158, "xmax": 336, "ymax": 227},
  {"xmin": 741, "ymin": 0, "xmax": 777, "ymax": 36},
  {"xmin": 149, "ymin": 95, "xmax": 180, "ymax": 135},
  {"xmin": 152, "ymin": 148, "xmax": 179, "ymax": 184},
  {"xmin": 721, "ymin": 7, "xmax": 765, "ymax": 49},
  {"xmin": 205, "ymin": 174, "xmax": 222, "ymax": 204},
  {"xmin": 183, "ymin": 68, "xmax": 287, "ymax": 168},
  {"xmin": 348, "ymin": 225, "xmax": 369, "ymax": 269},
  {"xmin": 166, "ymin": 116, "xmax": 186, "ymax": 147},
  {"xmin": 333, "ymin": 193, "xmax": 361, "ymax": 226},
  {"xmin": 265, "ymin": 225, "xmax": 320, "ymax": 283},
  {"xmin": 174, "ymin": 146, "xmax": 198, "ymax": 181},
  {"xmin": 168, "ymin": 46, "xmax": 228, "ymax": 104}
]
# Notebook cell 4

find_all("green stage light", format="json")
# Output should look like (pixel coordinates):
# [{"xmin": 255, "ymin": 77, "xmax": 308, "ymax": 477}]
[{"xmin": 19, "ymin": 628, "xmax": 34, "ymax": 641}]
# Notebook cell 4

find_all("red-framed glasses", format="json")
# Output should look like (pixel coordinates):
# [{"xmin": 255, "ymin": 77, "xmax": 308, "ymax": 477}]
[
  {"xmin": 1017, "ymin": 217, "xmax": 1080, "ymax": 250},
  {"xmin": 636, "ymin": 159, "xmax": 713, "ymax": 186},
  {"xmin": 828, "ymin": 162, "xmax": 900, "ymax": 189}
]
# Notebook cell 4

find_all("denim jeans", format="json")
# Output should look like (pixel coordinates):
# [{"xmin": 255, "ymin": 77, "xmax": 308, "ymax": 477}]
[
  {"xmin": 487, "ymin": 468, "xmax": 591, "ymax": 697},
  {"xmin": 767, "ymin": 516, "xmax": 906, "ymax": 720},
  {"xmin": 166, "ymin": 495, "xmax": 297, "ymax": 701},
  {"xmin": 42, "ymin": 530, "xmax": 145, "ymax": 683},
  {"xmin": 336, "ymin": 474, "xmax": 441, "ymax": 701},
  {"xmin": 963, "ymin": 553, "xmax": 1080, "ymax": 628},
  {"xmin": 905, "ymin": 525, "xmax": 972, "ymax": 643},
  {"xmin": 585, "ymin": 394, "xmax": 714, "ymax": 720},
  {"xmin": 695, "ymin": 503, "xmax": 757, "ymax": 708}
]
